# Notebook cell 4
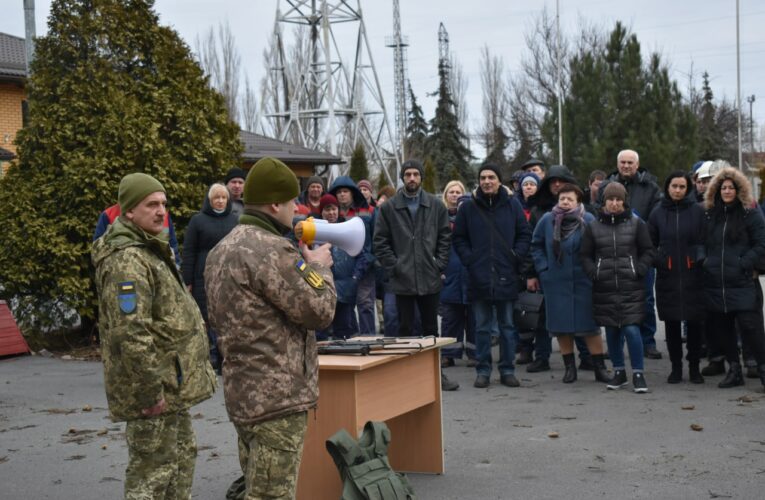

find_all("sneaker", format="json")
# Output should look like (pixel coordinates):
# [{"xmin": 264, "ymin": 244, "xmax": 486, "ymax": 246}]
[
  {"xmin": 500, "ymin": 374, "xmax": 520, "ymax": 387},
  {"xmin": 606, "ymin": 369, "xmax": 628, "ymax": 390},
  {"xmin": 441, "ymin": 372, "xmax": 459, "ymax": 391},
  {"xmin": 644, "ymin": 346, "xmax": 663, "ymax": 360},
  {"xmin": 474, "ymin": 375, "xmax": 490, "ymax": 388},
  {"xmin": 526, "ymin": 358, "xmax": 550, "ymax": 373},
  {"xmin": 633, "ymin": 372, "xmax": 648, "ymax": 393}
]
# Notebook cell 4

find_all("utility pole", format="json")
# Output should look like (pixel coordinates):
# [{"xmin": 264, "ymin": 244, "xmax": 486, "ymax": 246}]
[
  {"xmin": 23, "ymin": 0, "xmax": 36, "ymax": 76},
  {"xmin": 748, "ymin": 94, "xmax": 756, "ymax": 169},
  {"xmin": 736, "ymin": 0, "xmax": 742, "ymax": 170},
  {"xmin": 556, "ymin": 0, "xmax": 563, "ymax": 165}
]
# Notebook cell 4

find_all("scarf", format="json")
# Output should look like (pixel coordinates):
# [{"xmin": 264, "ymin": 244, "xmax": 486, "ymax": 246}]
[{"xmin": 551, "ymin": 203, "xmax": 585, "ymax": 262}]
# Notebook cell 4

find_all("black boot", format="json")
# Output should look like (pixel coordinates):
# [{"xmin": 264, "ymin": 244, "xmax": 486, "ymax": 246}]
[
  {"xmin": 667, "ymin": 363, "xmax": 682, "ymax": 384},
  {"xmin": 688, "ymin": 362, "xmax": 704, "ymax": 384},
  {"xmin": 562, "ymin": 353, "xmax": 577, "ymax": 383},
  {"xmin": 592, "ymin": 354, "xmax": 611, "ymax": 383},
  {"xmin": 718, "ymin": 362, "xmax": 744, "ymax": 388},
  {"xmin": 701, "ymin": 359, "xmax": 725, "ymax": 376}
]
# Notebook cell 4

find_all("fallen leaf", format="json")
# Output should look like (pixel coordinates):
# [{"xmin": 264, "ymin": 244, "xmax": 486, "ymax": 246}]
[
  {"xmin": 65, "ymin": 455, "xmax": 86, "ymax": 461},
  {"xmin": 101, "ymin": 445, "xmax": 107, "ymax": 450},
  {"xmin": 82, "ymin": 405, "xmax": 92, "ymax": 412},
  {"xmin": 43, "ymin": 408, "xmax": 77, "ymax": 415},
  {"xmin": 690, "ymin": 424, "xmax": 703, "ymax": 432},
  {"xmin": 0, "ymin": 456, "xmax": 7, "ymax": 464},
  {"xmin": 681, "ymin": 405, "xmax": 695, "ymax": 410},
  {"xmin": 548, "ymin": 431, "xmax": 559, "ymax": 438},
  {"xmin": 738, "ymin": 395, "xmax": 754, "ymax": 403},
  {"xmin": 192, "ymin": 413, "xmax": 204, "ymax": 420},
  {"xmin": 96, "ymin": 429, "xmax": 108, "ymax": 436}
]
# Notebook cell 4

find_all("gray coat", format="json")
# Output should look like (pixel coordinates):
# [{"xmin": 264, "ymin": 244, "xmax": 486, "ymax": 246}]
[{"xmin": 373, "ymin": 189, "xmax": 451, "ymax": 296}]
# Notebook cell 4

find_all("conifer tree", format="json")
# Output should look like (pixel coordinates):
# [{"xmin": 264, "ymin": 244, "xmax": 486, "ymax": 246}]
[
  {"xmin": 348, "ymin": 143, "xmax": 369, "ymax": 182},
  {"xmin": 404, "ymin": 84, "xmax": 428, "ymax": 161},
  {"xmin": 0, "ymin": 0, "xmax": 241, "ymax": 332},
  {"xmin": 423, "ymin": 157, "xmax": 438, "ymax": 194}
]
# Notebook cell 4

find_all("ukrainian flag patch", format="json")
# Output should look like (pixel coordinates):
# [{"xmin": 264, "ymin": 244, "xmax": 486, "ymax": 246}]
[{"xmin": 295, "ymin": 259, "xmax": 325, "ymax": 290}]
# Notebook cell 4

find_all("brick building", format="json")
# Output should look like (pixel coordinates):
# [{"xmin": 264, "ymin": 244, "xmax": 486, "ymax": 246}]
[{"xmin": 0, "ymin": 32, "xmax": 26, "ymax": 177}]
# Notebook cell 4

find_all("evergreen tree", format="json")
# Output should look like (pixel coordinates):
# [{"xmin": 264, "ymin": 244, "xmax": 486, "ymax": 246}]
[
  {"xmin": 348, "ymin": 143, "xmax": 369, "ymax": 182},
  {"xmin": 484, "ymin": 125, "xmax": 510, "ymax": 179},
  {"xmin": 425, "ymin": 60, "xmax": 472, "ymax": 186},
  {"xmin": 0, "ymin": 0, "xmax": 241, "ymax": 332},
  {"xmin": 698, "ymin": 72, "xmax": 722, "ymax": 159},
  {"xmin": 404, "ymin": 84, "xmax": 428, "ymax": 161},
  {"xmin": 423, "ymin": 157, "xmax": 438, "ymax": 194}
]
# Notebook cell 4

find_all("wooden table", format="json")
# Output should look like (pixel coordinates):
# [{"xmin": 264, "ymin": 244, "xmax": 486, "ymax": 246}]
[{"xmin": 296, "ymin": 337, "xmax": 454, "ymax": 499}]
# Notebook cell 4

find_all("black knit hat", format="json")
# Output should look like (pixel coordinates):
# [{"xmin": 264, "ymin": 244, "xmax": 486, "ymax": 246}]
[
  {"xmin": 479, "ymin": 163, "xmax": 503, "ymax": 183},
  {"xmin": 521, "ymin": 158, "xmax": 545, "ymax": 171},
  {"xmin": 306, "ymin": 176, "xmax": 325, "ymax": 190},
  {"xmin": 224, "ymin": 167, "xmax": 247, "ymax": 184},
  {"xmin": 400, "ymin": 159, "xmax": 424, "ymax": 180}
]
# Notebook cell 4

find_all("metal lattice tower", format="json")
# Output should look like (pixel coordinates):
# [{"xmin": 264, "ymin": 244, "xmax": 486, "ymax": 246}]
[
  {"xmin": 257, "ymin": 0, "xmax": 399, "ymax": 184},
  {"xmin": 385, "ymin": 0, "xmax": 408, "ymax": 162}
]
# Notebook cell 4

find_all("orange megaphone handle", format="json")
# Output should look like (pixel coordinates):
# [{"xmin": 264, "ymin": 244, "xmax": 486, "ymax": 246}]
[{"xmin": 294, "ymin": 218, "xmax": 317, "ymax": 244}]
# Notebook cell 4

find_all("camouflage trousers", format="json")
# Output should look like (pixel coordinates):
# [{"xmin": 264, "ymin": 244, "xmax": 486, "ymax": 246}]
[
  {"xmin": 234, "ymin": 411, "xmax": 308, "ymax": 500},
  {"xmin": 124, "ymin": 410, "xmax": 196, "ymax": 500}
]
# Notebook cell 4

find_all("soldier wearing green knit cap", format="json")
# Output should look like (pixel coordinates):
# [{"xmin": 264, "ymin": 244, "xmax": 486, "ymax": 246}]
[
  {"xmin": 92, "ymin": 172, "xmax": 216, "ymax": 499},
  {"xmin": 205, "ymin": 157, "xmax": 337, "ymax": 499}
]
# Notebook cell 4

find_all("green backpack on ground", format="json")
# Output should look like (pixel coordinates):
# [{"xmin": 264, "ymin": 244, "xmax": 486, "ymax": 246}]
[{"xmin": 326, "ymin": 421, "xmax": 416, "ymax": 500}]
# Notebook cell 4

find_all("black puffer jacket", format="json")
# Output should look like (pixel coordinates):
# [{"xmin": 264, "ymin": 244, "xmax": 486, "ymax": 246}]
[
  {"xmin": 580, "ymin": 207, "xmax": 656, "ymax": 327},
  {"xmin": 647, "ymin": 193, "xmax": 706, "ymax": 321},
  {"xmin": 702, "ymin": 167, "xmax": 765, "ymax": 313},
  {"xmin": 597, "ymin": 169, "xmax": 661, "ymax": 221},
  {"xmin": 182, "ymin": 192, "xmax": 239, "ymax": 320}
]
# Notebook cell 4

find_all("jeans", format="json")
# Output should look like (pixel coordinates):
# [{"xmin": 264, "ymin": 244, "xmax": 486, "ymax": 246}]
[
  {"xmin": 355, "ymin": 272, "xmax": 376, "ymax": 335},
  {"xmin": 474, "ymin": 300, "xmax": 517, "ymax": 376},
  {"xmin": 605, "ymin": 324, "xmax": 644, "ymax": 371},
  {"xmin": 396, "ymin": 293, "xmax": 438, "ymax": 336},
  {"xmin": 641, "ymin": 268, "xmax": 657, "ymax": 348},
  {"xmin": 439, "ymin": 303, "xmax": 476, "ymax": 359}
]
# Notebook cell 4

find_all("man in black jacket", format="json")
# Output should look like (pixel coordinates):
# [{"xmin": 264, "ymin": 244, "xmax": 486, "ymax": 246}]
[
  {"xmin": 597, "ymin": 150, "xmax": 663, "ymax": 359},
  {"xmin": 373, "ymin": 160, "xmax": 457, "ymax": 390}
]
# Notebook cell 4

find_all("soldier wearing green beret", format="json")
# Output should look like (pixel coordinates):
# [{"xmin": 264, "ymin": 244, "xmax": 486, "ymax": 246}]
[
  {"xmin": 205, "ymin": 157, "xmax": 337, "ymax": 498},
  {"xmin": 92, "ymin": 173, "xmax": 217, "ymax": 499}
]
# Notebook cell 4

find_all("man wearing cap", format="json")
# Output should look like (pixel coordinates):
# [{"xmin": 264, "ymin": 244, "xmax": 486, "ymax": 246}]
[
  {"xmin": 694, "ymin": 161, "xmax": 714, "ymax": 203},
  {"xmin": 224, "ymin": 167, "xmax": 246, "ymax": 217},
  {"xmin": 453, "ymin": 163, "xmax": 532, "ymax": 388},
  {"xmin": 92, "ymin": 173, "xmax": 217, "ymax": 499},
  {"xmin": 374, "ymin": 159, "xmax": 457, "ymax": 390},
  {"xmin": 296, "ymin": 175, "xmax": 325, "ymax": 216},
  {"xmin": 204, "ymin": 157, "xmax": 336, "ymax": 498},
  {"xmin": 522, "ymin": 158, "xmax": 546, "ymax": 180}
]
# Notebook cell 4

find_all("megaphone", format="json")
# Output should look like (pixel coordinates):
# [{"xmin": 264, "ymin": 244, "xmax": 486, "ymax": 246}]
[{"xmin": 294, "ymin": 217, "xmax": 366, "ymax": 257}]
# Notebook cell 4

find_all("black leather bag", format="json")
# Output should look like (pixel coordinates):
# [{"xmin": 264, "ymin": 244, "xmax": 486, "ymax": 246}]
[{"xmin": 513, "ymin": 291, "xmax": 545, "ymax": 332}]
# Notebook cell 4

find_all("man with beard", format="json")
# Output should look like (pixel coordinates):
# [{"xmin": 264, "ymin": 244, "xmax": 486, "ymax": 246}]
[{"xmin": 374, "ymin": 159, "xmax": 457, "ymax": 390}]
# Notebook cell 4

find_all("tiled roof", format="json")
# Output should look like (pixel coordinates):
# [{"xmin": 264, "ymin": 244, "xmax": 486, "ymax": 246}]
[
  {"xmin": 240, "ymin": 130, "xmax": 344, "ymax": 165},
  {"xmin": 0, "ymin": 32, "xmax": 26, "ymax": 79}
]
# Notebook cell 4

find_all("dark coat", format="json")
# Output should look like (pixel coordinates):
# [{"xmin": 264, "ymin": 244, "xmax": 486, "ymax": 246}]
[
  {"xmin": 182, "ymin": 193, "xmax": 238, "ymax": 320},
  {"xmin": 453, "ymin": 186, "xmax": 531, "ymax": 301},
  {"xmin": 440, "ymin": 208, "xmax": 469, "ymax": 304},
  {"xmin": 702, "ymin": 167, "xmax": 765, "ymax": 313},
  {"xmin": 597, "ymin": 169, "xmax": 661, "ymax": 221},
  {"xmin": 580, "ymin": 207, "xmax": 656, "ymax": 327},
  {"xmin": 373, "ymin": 189, "xmax": 451, "ymax": 296},
  {"xmin": 329, "ymin": 175, "xmax": 375, "ymax": 276},
  {"xmin": 330, "ymin": 245, "xmax": 359, "ymax": 304},
  {"xmin": 647, "ymin": 193, "xmax": 706, "ymax": 321},
  {"xmin": 531, "ymin": 210, "xmax": 598, "ymax": 333}
]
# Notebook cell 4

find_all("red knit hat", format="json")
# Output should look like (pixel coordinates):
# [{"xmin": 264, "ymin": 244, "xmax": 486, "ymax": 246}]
[{"xmin": 319, "ymin": 193, "xmax": 339, "ymax": 214}]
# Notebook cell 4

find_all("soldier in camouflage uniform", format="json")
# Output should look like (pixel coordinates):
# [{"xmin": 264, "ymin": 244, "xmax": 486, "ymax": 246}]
[
  {"xmin": 92, "ymin": 173, "xmax": 217, "ymax": 499},
  {"xmin": 205, "ymin": 157, "xmax": 336, "ymax": 499}
]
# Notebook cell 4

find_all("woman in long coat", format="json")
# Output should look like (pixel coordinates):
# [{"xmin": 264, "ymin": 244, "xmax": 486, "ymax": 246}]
[
  {"xmin": 702, "ymin": 166, "xmax": 765, "ymax": 389},
  {"xmin": 531, "ymin": 183, "xmax": 610, "ymax": 383},
  {"xmin": 648, "ymin": 171, "xmax": 706, "ymax": 384},
  {"xmin": 182, "ymin": 183, "xmax": 238, "ymax": 371}
]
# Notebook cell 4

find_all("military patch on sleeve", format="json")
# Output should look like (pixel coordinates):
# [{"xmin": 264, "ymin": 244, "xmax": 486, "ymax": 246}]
[
  {"xmin": 118, "ymin": 281, "xmax": 137, "ymax": 314},
  {"xmin": 295, "ymin": 259, "xmax": 325, "ymax": 290}
]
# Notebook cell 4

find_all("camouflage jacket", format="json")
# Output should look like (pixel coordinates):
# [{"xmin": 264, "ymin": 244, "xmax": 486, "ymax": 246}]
[
  {"xmin": 205, "ymin": 212, "xmax": 336, "ymax": 425},
  {"xmin": 92, "ymin": 217, "xmax": 216, "ymax": 422}
]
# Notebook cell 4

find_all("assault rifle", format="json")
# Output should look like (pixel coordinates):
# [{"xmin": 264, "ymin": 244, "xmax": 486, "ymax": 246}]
[{"xmin": 317, "ymin": 336, "xmax": 436, "ymax": 356}]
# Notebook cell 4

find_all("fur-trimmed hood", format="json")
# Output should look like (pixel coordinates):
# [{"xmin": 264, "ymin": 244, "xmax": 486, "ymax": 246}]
[{"xmin": 704, "ymin": 166, "xmax": 754, "ymax": 209}]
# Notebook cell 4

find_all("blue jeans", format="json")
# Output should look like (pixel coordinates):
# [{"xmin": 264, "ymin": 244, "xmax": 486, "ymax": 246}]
[
  {"xmin": 383, "ymin": 291, "xmax": 422, "ymax": 336},
  {"xmin": 439, "ymin": 303, "xmax": 476, "ymax": 359},
  {"xmin": 355, "ymin": 272, "xmax": 376, "ymax": 335},
  {"xmin": 474, "ymin": 300, "xmax": 517, "ymax": 376},
  {"xmin": 641, "ymin": 268, "xmax": 657, "ymax": 348},
  {"xmin": 605, "ymin": 324, "xmax": 644, "ymax": 371}
]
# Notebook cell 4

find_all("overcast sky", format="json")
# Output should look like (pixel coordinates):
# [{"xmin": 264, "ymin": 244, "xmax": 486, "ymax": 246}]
[{"xmin": 2, "ymin": 1, "xmax": 764, "ymax": 158}]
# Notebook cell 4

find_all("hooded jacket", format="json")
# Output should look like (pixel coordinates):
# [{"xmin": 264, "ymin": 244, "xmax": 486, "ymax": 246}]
[
  {"xmin": 453, "ymin": 186, "xmax": 531, "ymax": 301},
  {"xmin": 702, "ymin": 167, "xmax": 765, "ymax": 313},
  {"xmin": 580, "ymin": 202, "xmax": 656, "ymax": 327},
  {"xmin": 181, "ymin": 189, "xmax": 239, "ymax": 320},
  {"xmin": 647, "ymin": 185, "xmax": 706, "ymax": 322},
  {"xmin": 597, "ymin": 168, "xmax": 661, "ymax": 221},
  {"xmin": 92, "ymin": 218, "xmax": 216, "ymax": 422},
  {"xmin": 329, "ymin": 175, "xmax": 375, "ymax": 276},
  {"xmin": 527, "ymin": 165, "xmax": 578, "ymax": 228}
]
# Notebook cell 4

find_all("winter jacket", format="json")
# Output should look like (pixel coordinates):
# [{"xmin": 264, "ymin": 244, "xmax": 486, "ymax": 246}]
[
  {"xmin": 440, "ymin": 207, "xmax": 469, "ymax": 304},
  {"xmin": 527, "ymin": 165, "xmax": 578, "ymax": 228},
  {"xmin": 580, "ymin": 207, "xmax": 656, "ymax": 327},
  {"xmin": 373, "ymin": 189, "xmax": 451, "ymax": 296},
  {"xmin": 702, "ymin": 167, "xmax": 765, "ymax": 313},
  {"xmin": 453, "ymin": 186, "xmax": 531, "ymax": 302},
  {"xmin": 181, "ymin": 192, "xmax": 239, "ymax": 320},
  {"xmin": 92, "ymin": 218, "xmax": 216, "ymax": 422},
  {"xmin": 531, "ymin": 210, "xmax": 598, "ymax": 333},
  {"xmin": 330, "ymin": 238, "xmax": 361, "ymax": 305},
  {"xmin": 647, "ymin": 193, "xmax": 706, "ymax": 321},
  {"xmin": 204, "ymin": 211, "xmax": 336, "ymax": 425},
  {"xmin": 329, "ymin": 176, "xmax": 375, "ymax": 276},
  {"xmin": 597, "ymin": 169, "xmax": 662, "ymax": 221}
]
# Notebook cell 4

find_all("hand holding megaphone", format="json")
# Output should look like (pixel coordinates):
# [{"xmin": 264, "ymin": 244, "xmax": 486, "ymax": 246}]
[
  {"xmin": 300, "ymin": 241, "xmax": 333, "ymax": 268},
  {"xmin": 294, "ymin": 217, "xmax": 366, "ymax": 257}
]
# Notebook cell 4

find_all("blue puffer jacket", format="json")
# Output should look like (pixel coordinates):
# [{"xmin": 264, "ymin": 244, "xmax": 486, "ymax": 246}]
[
  {"xmin": 331, "ymin": 245, "xmax": 359, "ymax": 305},
  {"xmin": 453, "ymin": 187, "xmax": 531, "ymax": 301}
]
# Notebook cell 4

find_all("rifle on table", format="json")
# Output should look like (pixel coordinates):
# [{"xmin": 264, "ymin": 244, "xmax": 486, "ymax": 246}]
[{"xmin": 317, "ymin": 336, "xmax": 436, "ymax": 356}]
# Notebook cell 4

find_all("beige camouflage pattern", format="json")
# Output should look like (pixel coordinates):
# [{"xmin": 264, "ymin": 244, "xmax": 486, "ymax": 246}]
[
  {"xmin": 235, "ymin": 411, "xmax": 308, "ymax": 499},
  {"xmin": 125, "ymin": 410, "xmax": 196, "ymax": 499},
  {"xmin": 92, "ymin": 217, "xmax": 216, "ymax": 422},
  {"xmin": 205, "ymin": 221, "xmax": 336, "ymax": 425}
]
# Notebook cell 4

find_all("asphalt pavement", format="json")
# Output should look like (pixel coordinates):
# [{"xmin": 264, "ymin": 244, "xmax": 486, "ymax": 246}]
[{"xmin": 1, "ymin": 327, "xmax": 764, "ymax": 499}]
